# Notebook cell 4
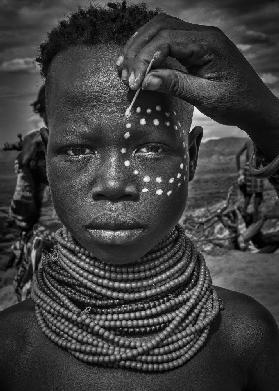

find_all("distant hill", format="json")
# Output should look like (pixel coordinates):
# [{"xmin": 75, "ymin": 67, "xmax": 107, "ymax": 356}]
[{"xmin": 199, "ymin": 137, "xmax": 247, "ymax": 159}]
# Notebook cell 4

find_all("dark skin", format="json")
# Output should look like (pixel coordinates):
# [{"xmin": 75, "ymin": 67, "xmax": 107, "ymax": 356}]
[{"xmin": 1, "ymin": 14, "xmax": 279, "ymax": 391}]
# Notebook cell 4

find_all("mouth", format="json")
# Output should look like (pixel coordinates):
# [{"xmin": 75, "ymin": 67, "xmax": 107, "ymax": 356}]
[{"xmin": 84, "ymin": 215, "xmax": 146, "ymax": 245}]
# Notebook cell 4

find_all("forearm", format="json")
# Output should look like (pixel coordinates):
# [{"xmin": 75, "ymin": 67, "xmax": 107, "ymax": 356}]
[{"xmin": 239, "ymin": 93, "xmax": 279, "ymax": 162}]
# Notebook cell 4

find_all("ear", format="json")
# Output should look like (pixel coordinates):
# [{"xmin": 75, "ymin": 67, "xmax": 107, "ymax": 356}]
[
  {"xmin": 39, "ymin": 127, "xmax": 49, "ymax": 152},
  {"xmin": 188, "ymin": 126, "xmax": 203, "ymax": 182}
]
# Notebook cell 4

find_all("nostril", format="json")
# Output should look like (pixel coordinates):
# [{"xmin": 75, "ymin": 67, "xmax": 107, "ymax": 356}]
[{"xmin": 92, "ymin": 181, "xmax": 139, "ymax": 202}]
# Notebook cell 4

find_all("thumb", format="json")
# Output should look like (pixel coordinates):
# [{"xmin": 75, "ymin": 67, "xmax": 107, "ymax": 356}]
[{"xmin": 142, "ymin": 68, "xmax": 211, "ymax": 107}]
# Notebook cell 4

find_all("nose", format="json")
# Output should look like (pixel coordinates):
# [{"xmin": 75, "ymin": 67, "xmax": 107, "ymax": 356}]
[{"xmin": 92, "ymin": 154, "xmax": 139, "ymax": 202}]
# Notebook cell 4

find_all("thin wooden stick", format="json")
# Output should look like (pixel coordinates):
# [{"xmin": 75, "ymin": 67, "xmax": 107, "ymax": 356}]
[{"xmin": 125, "ymin": 51, "xmax": 160, "ymax": 118}]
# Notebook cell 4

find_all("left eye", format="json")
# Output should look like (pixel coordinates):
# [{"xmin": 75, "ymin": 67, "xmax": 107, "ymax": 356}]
[
  {"xmin": 65, "ymin": 147, "xmax": 94, "ymax": 157},
  {"xmin": 135, "ymin": 144, "xmax": 166, "ymax": 155}
]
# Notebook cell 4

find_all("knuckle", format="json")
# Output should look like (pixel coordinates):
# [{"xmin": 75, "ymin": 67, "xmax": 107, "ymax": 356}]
[{"xmin": 169, "ymin": 72, "xmax": 185, "ymax": 98}]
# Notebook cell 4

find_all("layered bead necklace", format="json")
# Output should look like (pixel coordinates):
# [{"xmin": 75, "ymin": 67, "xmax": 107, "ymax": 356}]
[{"xmin": 32, "ymin": 225, "xmax": 222, "ymax": 372}]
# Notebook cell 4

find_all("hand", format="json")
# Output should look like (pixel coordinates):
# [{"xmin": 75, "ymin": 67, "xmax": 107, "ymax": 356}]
[{"xmin": 117, "ymin": 14, "xmax": 278, "ymax": 133}]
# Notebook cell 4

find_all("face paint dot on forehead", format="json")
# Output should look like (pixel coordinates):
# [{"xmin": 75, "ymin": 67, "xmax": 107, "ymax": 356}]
[
  {"xmin": 143, "ymin": 176, "xmax": 150, "ymax": 182},
  {"xmin": 156, "ymin": 189, "xmax": 163, "ymax": 195},
  {"xmin": 124, "ymin": 132, "xmax": 130, "ymax": 139},
  {"xmin": 142, "ymin": 188, "xmax": 149, "ymax": 193},
  {"xmin": 121, "ymin": 148, "xmax": 127, "ymax": 154},
  {"xmin": 124, "ymin": 160, "xmax": 130, "ymax": 167},
  {"xmin": 155, "ymin": 105, "xmax": 162, "ymax": 112},
  {"xmin": 169, "ymin": 178, "xmax": 174, "ymax": 183},
  {"xmin": 155, "ymin": 177, "xmax": 162, "ymax": 183},
  {"xmin": 133, "ymin": 170, "xmax": 139, "ymax": 175},
  {"xmin": 153, "ymin": 119, "xmax": 159, "ymax": 126},
  {"xmin": 140, "ymin": 118, "xmax": 146, "ymax": 125},
  {"xmin": 136, "ymin": 107, "xmax": 141, "ymax": 113},
  {"xmin": 126, "ymin": 123, "xmax": 132, "ymax": 129}
]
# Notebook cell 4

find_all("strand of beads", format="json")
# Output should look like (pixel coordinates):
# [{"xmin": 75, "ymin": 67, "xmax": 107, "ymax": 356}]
[{"xmin": 32, "ymin": 225, "xmax": 221, "ymax": 372}]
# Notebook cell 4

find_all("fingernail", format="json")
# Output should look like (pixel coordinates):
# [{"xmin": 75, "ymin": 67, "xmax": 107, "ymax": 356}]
[
  {"xmin": 121, "ymin": 68, "xmax": 128, "ymax": 81},
  {"xmin": 142, "ymin": 75, "xmax": 162, "ymax": 91},
  {"xmin": 129, "ymin": 71, "xmax": 136, "ymax": 89},
  {"xmin": 116, "ymin": 55, "xmax": 124, "ymax": 67}
]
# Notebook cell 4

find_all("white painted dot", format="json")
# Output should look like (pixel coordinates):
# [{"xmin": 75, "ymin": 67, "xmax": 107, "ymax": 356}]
[
  {"xmin": 178, "ymin": 182, "xmax": 181, "ymax": 187},
  {"xmin": 142, "ymin": 188, "xmax": 149, "ymax": 193},
  {"xmin": 169, "ymin": 178, "xmax": 174, "ymax": 183},
  {"xmin": 133, "ymin": 170, "xmax": 139, "ymax": 175},
  {"xmin": 183, "ymin": 175, "xmax": 186, "ymax": 181},
  {"xmin": 140, "ymin": 118, "xmax": 146, "ymax": 125},
  {"xmin": 153, "ymin": 118, "xmax": 159, "ymax": 126},
  {"xmin": 143, "ymin": 176, "xmax": 150, "ymax": 182},
  {"xmin": 136, "ymin": 107, "xmax": 141, "ymax": 113},
  {"xmin": 156, "ymin": 189, "xmax": 163, "ymax": 195},
  {"xmin": 124, "ymin": 132, "xmax": 130, "ymax": 139},
  {"xmin": 156, "ymin": 105, "xmax": 162, "ymax": 111},
  {"xmin": 156, "ymin": 177, "xmax": 162, "ymax": 183},
  {"xmin": 126, "ymin": 123, "xmax": 132, "ymax": 128},
  {"xmin": 178, "ymin": 121, "xmax": 181, "ymax": 127},
  {"xmin": 121, "ymin": 148, "xmax": 127, "ymax": 154},
  {"xmin": 173, "ymin": 111, "xmax": 177, "ymax": 115},
  {"xmin": 146, "ymin": 108, "xmax": 152, "ymax": 114},
  {"xmin": 165, "ymin": 112, "xmax": 170, "ymax": 117},
  {"xmin": 177, "ymin": 173, "xmax": 181, "ymax": 179},
  {"xmin": 180, "ymin": 163, "xmax": 184, "ymax": 169},
  {"xmin": 124, "ymin": 160, "xmax": 130, "ymax": 167},
  {"xmin": 182, "ymin": 142, "xmax": 186, "ymax": 147},
  {"xmin": 167, "ymin": 190, "xmax": 172, "ymax": 196},
  {"xmin": 165, "ymin": 121, "xmax": 170, "ymax": 127},
  {"xmin": 174, "ymin": 125, "xmax": 178, "ymax": 130}
]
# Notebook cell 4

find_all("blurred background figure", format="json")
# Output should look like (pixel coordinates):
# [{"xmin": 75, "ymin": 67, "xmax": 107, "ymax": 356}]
[{"xmin": 236, "ymin": 137, "xmax": 264, "ymax": 221}]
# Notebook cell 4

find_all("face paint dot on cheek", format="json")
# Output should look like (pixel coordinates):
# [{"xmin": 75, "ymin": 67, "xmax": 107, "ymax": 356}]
[
  {"xmin": 143, "ymin": 176, "xmax": 150, "ymax": 182},
  {"xmin": 140, "ymin": 118, "xmax": 146, "ymax": 125},
  {"xmin": 180, "ymin": 163, "xmax": 184, "ymax": 169},
  {"xmin": 169, "ymin": 178, "xmax": 174, "ymax": 183},
  {"xmin": 146, "ymin": 108, "xmax": 152, "ymax": 114},
  {"xmin": 153, "ymin": 119, "xmax": 159, "ymax": 126},
  {"xmin": 142, "ymin": 188, "xmax": 149, "ymax": 193},
  {"xmin": 156, "ymin": 105, "xmax": 162, "ymax": 112},
  {"xmin": 133, "ymin": 170, "xmax": 139, "ymax": 175},
  {"xmin": 156, "ymin": 189, "xmax": 163, "ymax": 195},
  {"xmin": 173, "ymin": 111, "xmax": 177, "ymax": 116},
  {"xmin": 136, "ymin": 107, "xmax": 141, "ymax": 113},
  {"xmin": 178, "ymin": 182, "xmax": 181, "ymax": 187},
  {"xmin": 155, "ymin": 177, "xmax": 162, "ymax": 183},
  {"xmin": 121, "ymin": 148, "xmax": 127, "ymax": 154},
  {"xmin": 167, "ymin": 190, "xmax": 172, "ymax": 196},
  {"xmin": 165, "ymin": 121, "xmax": 170, "ymax": 127},
  {"xmin": 178, "ymin": 121, "xmax": 181, "ymax": 127},
  {"xmin": 177, "ymin": 173, "xmax": 181, "ymax": 179},
  {"xmin": 124, "ymin": 132, "xmax": 130, "ymax": 139},
  {"xmin": 124, "ymin": 160, "xmax": 130, "ymax": 167},
  {"xmin": 165, "ymin": 112, "xmax": 170, "ymax": 117},
  {"xmin": 126, "ymin": 123, "xmax": 132, "ymax": 129},
  {"xmin": 174, "ymin": 125, "xmax": 178, "ymax": 130}
]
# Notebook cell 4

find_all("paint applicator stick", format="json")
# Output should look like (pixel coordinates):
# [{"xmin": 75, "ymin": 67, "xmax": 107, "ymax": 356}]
[{"xmin": 125, "ymin": 51, "xmax": 160, "ymax": 118}]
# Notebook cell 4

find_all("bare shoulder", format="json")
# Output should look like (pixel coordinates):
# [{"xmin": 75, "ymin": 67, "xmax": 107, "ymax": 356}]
[
  {"xmin": 0, "ymin": 300, "xmax": 37, "ymax": 366},
  {"xmin": 215, "ymin": 286, "xmax": 279, "ymax": 369}
]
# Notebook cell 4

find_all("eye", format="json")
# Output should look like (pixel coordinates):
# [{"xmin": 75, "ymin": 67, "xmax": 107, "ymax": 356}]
[
  {"xmin": 135, "ymin": 143, "xmax": 167, "ymax": 156},
  {"xmin": 65, "ymin": 146, "xmax": 95, "ymax": 158}
]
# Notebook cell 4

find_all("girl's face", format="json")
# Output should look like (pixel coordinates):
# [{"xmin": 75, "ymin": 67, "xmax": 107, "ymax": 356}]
[{"xmin": 45, "ymin": 45, "xmax": 196, "ymax": 264}]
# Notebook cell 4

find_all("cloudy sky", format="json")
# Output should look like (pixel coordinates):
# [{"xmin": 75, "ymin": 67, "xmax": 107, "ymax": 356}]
[{"xmin": 0, "ymin": 0, "xmax": 278, "ymax": 143}]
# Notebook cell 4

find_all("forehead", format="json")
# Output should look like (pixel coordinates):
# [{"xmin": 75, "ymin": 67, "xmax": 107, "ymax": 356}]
[{"xmin": 46, "ymin": 44, "xmax": 192, "ymax": 136}]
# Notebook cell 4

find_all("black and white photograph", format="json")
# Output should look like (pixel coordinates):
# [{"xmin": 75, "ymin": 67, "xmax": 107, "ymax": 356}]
[{"xmin": 0, "ymin": 0, "xmax": 278, "ymax": 390}]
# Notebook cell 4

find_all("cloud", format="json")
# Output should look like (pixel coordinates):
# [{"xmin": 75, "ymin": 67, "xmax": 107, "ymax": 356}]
[
  {"xmin": 0, "ymin": 57, "xmax": 39, "ymax": 73},
  {"xmin": 261, "ymin": 72, "xmax": 279, "ymax": 85}
]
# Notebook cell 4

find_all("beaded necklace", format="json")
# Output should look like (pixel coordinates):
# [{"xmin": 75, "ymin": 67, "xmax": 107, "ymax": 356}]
[{"xmin": 32, "ymin": 225, "xmax": 222, "ymax": 372}]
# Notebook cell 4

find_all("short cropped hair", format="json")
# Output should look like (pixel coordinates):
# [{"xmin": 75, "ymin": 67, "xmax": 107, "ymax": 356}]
[{"xmin": 37, "ymin": 1, "xmax": 158, "ymax": 78}]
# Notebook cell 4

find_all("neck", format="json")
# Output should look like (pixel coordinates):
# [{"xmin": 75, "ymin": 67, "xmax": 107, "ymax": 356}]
[{"xmin": 32, "ymin": 224, "xmax": 222, "ymax": 372}]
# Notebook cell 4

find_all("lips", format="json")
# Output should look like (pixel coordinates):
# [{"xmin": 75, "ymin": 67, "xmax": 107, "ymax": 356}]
[{"xmin": 84, "ymin": 212, "xmax": 146, "ymax": 245}]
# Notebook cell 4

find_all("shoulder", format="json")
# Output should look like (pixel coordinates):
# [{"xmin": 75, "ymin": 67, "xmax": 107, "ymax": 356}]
[
  {"xmin": 0, "ymin": 300, "xmax": 37, "ymax": 364},
  {"xmin": 215, "ymin": 286, "xmax": 279, "ymax": 367}
]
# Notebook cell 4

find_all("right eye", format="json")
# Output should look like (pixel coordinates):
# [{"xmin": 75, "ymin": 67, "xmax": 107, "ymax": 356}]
[{"xmin": 65, "ymin": 146, "xmax": 95, "ymax": 158}]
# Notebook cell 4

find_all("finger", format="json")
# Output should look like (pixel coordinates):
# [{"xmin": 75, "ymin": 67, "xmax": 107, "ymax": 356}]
[
  {"xmin": 142, "ymin": 68, "xmax": 212, "ymax": 107},
  {"xmin": 128, "ymin": 30, "xmax": 210, "ymax": 90}
]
